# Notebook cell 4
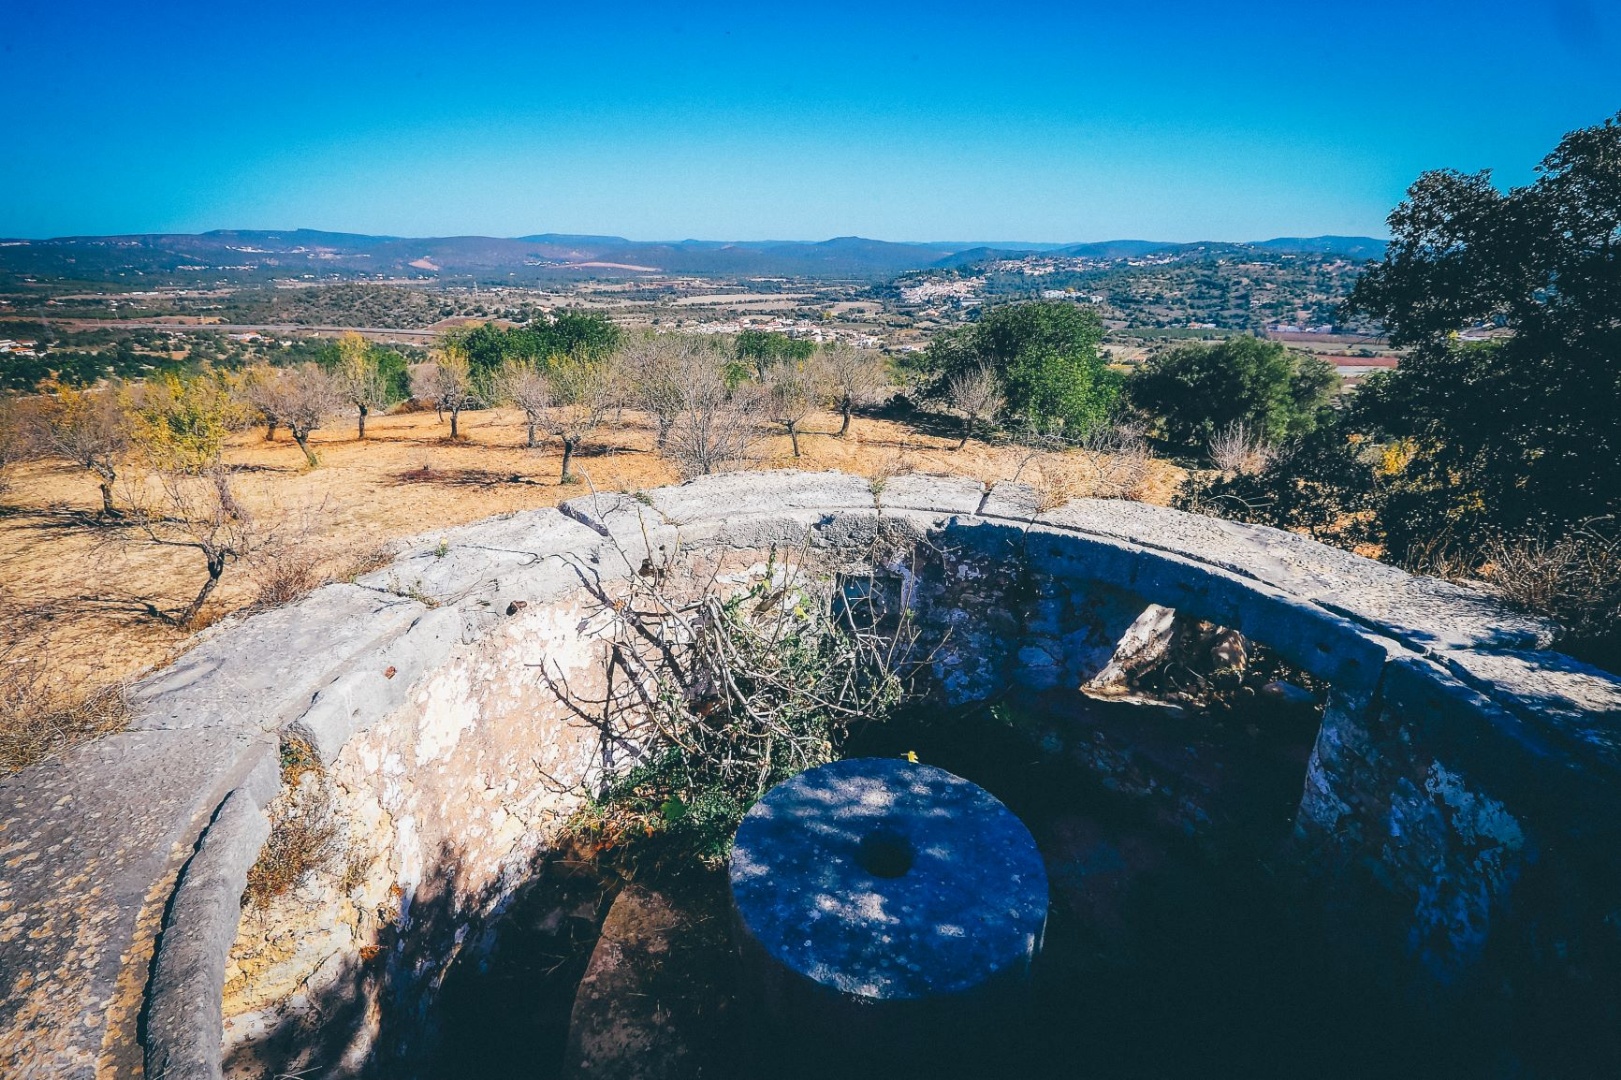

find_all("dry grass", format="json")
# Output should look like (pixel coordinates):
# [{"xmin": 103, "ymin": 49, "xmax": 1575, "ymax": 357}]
[
  {"xmin": 0, "ymin": 598, "xmax": 133, "ymax": 774},
  {"xmin": 243, "ymin": 739, "xmax": 347, "ymax": 912},
  {"xmin": 0, "ymin": 405, "xmax": 1185, "ymax": 772}
]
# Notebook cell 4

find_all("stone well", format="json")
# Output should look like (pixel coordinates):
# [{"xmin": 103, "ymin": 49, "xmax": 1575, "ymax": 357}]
[{"xmin": 0, "ymin": 470, "xmax": 1616, "ymax": 1079}]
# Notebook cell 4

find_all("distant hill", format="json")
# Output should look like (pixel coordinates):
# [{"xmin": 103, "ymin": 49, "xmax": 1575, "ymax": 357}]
[{"xmin": 0, "ymin": 230, "xmax": 1386, "ymax": 284}]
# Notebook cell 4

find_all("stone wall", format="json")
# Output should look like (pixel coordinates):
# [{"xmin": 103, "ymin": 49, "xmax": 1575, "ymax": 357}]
[{"xmin": 0, "ymin": 470, "xmax": 1615, "ymax": 1079}]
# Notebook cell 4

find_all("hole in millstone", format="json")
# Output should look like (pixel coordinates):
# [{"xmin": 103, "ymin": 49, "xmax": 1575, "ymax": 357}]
[{"xmin": 857, "ymin": 826, "xmax": 914, "ymax": 878}]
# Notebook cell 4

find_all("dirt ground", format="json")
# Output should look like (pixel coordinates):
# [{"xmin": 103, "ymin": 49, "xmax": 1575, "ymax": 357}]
[{"xmin": 0, "ymin": 405, "xmax": 1185, "ymax": 705}]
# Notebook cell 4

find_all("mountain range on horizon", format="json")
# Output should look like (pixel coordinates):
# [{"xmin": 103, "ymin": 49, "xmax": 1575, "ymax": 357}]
[{"xmin": 0, "ymin": 229, "xmax": 1388, "ymax": 284}]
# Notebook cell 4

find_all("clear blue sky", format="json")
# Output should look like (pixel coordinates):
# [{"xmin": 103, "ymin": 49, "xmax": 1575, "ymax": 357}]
[{"xmin": 3, "ymin": 0, "xmax": 1617, "ymax": 242}]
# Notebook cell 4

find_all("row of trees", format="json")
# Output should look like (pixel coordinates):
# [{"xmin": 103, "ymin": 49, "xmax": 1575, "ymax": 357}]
[{"xmin": 404, "ymin": 331, "xmax": 891, "ymax": 480}]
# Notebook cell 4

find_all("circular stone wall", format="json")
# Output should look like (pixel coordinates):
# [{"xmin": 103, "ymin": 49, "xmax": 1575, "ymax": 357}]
[{"xmin": 0, "ymin": 469, "xmax": 1615, "ymax": 1080}]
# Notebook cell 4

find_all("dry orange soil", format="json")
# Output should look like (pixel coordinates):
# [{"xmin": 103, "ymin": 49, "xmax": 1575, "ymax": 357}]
[{"xmin": 0, "ymin": 407, "xmax": 1184, "ymax": 695}]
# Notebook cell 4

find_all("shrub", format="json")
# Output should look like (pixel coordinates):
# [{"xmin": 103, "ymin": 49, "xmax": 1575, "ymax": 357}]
[
  {"xmin": 1128, "ymin": 336, "xmax": 1339, "ymax": 450},
  {"xmin": 1481, "ymin": 522, "xmax": 1621, "ymax": 671},
  {"xmin": 244, "ymin": 741, "xmax": 348, "ymax": 911}
]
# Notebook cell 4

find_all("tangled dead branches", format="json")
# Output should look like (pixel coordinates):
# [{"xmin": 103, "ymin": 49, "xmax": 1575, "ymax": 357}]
[{"xmin": 563, "ymin": 534, "xmax": 930, "ymax": 866}]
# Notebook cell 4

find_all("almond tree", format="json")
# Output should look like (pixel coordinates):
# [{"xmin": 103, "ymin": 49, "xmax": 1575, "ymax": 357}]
[
  {"xmin": 0, "ymin": 396, "xmax": 36, "ymax": 500},
  {"xmin": 494, "ymin": 357, "xmax": 550, "ymax": 448},
  {"xmin": 279, "ymin": 364, "xmax": 343, "ymax": 466},
  {"xmin": 125, "ymin": 464, "xmax": 269, "ymax": 627},
  {"xmin": 763, "ymin": 358, "xmax": 830, "ymax": 457},
  {"xmin": 819, "ymin": 342, "xmax": 889, "ymax": 437},
  {"xmin": 620, "ymin": 333, "xmax": 702, "ymax": 450},
  {"xmin": 664, "ymin": 348, "xmax": 763, "ymax": 478},
  {"xmin": 946, "ymin": 363, "xmax": 1004, "ymax": 449},
  {"xmin": 537, "ymin": 353, "xmax": 619, "ymax": 482},
  {"xmin": 411, "ymin": 342, "xmax": 475, "ymax": 439},
  {"xmin": 34, "ymin": 378, "xmax": 131, "ymax": 516},
  {"xmin": 334, "ymin": 332, "xmax": 389, "ymax": 439},
  {"xmin": 240, "ymin": 364, "xmax": 289, "ymax": 441}
]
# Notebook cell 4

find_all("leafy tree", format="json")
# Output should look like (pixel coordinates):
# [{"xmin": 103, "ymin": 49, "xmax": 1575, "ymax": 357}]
[
  {"xmin": 736, "ymin": 330, "xmax": 814, "ymax": 375},
  {"xmin": 459, "ymin": 310, "xmax": 623, "ymax": 374},
  {"xmin": 128, "ymin": 371, "xmax": 238, "ymax": 474},
  {"xmin": 1129, "ymin": 336, "xmax": 1339, "ymax": 450},
  {"xmin": 332, "ymin": 332, "xmax": 392, "ymax": 439},
  {"xmin": 922, "ymin": 301, "xmax": 1120, "ymax": 434},
  {"xmin": 1345, "ymin": 110, "xmax": 1621, "ymax": 552}
]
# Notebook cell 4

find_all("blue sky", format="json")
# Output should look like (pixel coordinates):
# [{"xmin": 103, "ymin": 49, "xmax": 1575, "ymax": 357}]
[{"xmin": 3, "ymin": 0, "xmax": 1618, "ymax": 242}]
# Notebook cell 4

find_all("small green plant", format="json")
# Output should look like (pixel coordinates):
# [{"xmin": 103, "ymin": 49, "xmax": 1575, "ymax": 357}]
[{"xmin": 432, "ymin": 538, "xmax": 450, "ymax": 558}]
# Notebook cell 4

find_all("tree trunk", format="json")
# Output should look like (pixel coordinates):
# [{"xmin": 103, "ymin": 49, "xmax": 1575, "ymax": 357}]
[
  {"xmin": 526, "ymin": 419, "xmax": 538, "ymax": 448},
  {"xmin": 357, "ymin": 404, "xmax": 368, "ymax": 440},
  {"xmin": 957, "ymin": 416, "xmax": 973, "ymax": 450},
  {"xmin": 657, "ymin": 416, "xmax": 672, "ymax": 450},
  {"xmin": 178, "ymin": 553, "xmax": 226, "ymax": 627},
  {"xmin": 838, "ymin": 399, "xmax": 852, "ymax": 437},
  {"xmin": 264, "ymin": 419, "xmax": 277, "ymax": 442},
  {"xmin": 450, "ymin": 408, "xmax": 460, "ymax": 440},
  {"xmin": 560, "ymin": 438, "xmax": 576, "ymax": 481},
  {"xmin": 787, "ymin": 421, "xmax": 801, "ymax": 457},
  {"xmin": 98, "ymin": 477, "xmax": 117, "ymax": 516},
  {"xmin": 292, "ymin": 429, "xmax": 319, "ymax": 467}
]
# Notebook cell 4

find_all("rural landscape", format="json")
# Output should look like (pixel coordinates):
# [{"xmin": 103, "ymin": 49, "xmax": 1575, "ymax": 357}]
[{"xmin": 2, "ymin": 1, "xmax": 1618, "ymax": 1077}]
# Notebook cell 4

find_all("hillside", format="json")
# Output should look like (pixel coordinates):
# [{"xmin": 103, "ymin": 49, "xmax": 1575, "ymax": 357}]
[{"xmin": 0, "ymin": 231, "xmax": 1384, "ymax": 285}]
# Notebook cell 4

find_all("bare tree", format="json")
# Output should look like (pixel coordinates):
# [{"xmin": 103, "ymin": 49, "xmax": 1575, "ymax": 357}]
[
  {"xmin": 493, "ymin": 357, "xmax": 551, "ymax": 448},
  {"xmin": 1207, "ymin": 421, "xmax": 1277, "ymax": 477},
  {"xmin": 125, "ymin": 464, "xmax": 271, "ymax": 627},
  {"xmin": 411, "ymin": 342, "xmax": 475, "ymax": 439},
  {"xmin": 0, "ymin": 396, "xmax": 37, "ymax": 499},
  {"xmin": 240, "ymin": 364, "xmax": 289, "ymax": 442},
  {"xmin": 275, "ymin": 364, "xmax": 343, "ymax": 466},
  {"xmin": 334, "ymin": 332, "xmax": 389, "ymax": 440},
  {"xmin": 763, "ymin": 359, "xmax": 830, "ymax": 458},
  {"xmin": 819, "ymin": 342, "xmax": 889, "ymax": 437},
  {"xmin": 537, "ymin": 353, "xmax": 619, "ymax": 482},
  {"xmin": 619, "ymin": 333, "xmax": 700, "ymax": 450},
  {"xmin": 664, "ymin": 356, "xmax": 764, "ymax": 479},
  {"xmin": 33, "ymin": 379, "xmax": 130, "ymax": 516},
  {"xmin": 946, "ymin": 363, "xmax": 1003, "ymax": 449}
]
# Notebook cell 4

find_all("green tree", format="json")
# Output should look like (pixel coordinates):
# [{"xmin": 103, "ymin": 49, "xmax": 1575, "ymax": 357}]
[
  {"xmin": 921, "ymin": 301, "xmax": 1120, "ymax": 434},
  {"xmin": 736, "ymin": 330, "xmax": 814, "ymax": 376},
  {"xmin": 1129, "ymin": 336, "xmax": 1338, "ymax": 450},
  {"xmin": 1345, "ymin": 110, "xmax": 1621, "ymax": 551}
]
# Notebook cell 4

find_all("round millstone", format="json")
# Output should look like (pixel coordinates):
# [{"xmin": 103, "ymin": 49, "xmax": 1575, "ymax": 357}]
[{"xmin": 729, "ymin": 757, "xmax": 1049, "ymax": 1006}]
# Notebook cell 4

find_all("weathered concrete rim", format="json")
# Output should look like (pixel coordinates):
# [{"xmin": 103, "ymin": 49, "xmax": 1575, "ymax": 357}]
[{"xmin": 5, "ymin": 469, "xmax": 1616, "ymax": 1079}]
